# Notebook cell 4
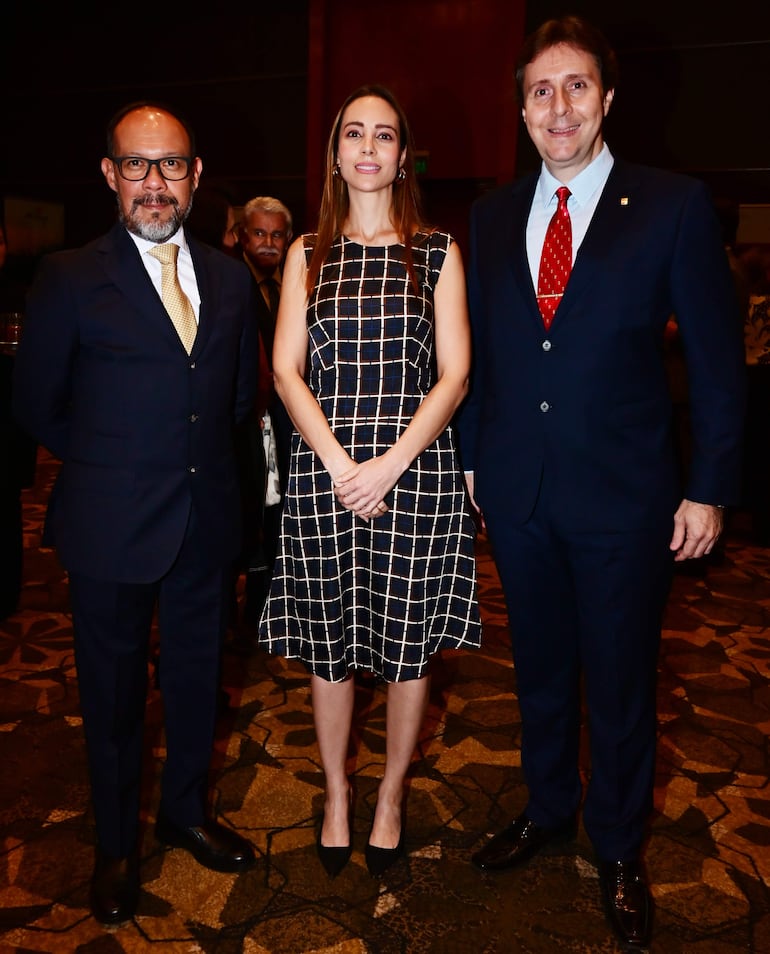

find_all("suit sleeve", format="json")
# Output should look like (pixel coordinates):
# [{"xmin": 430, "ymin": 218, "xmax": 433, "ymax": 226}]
[
  {"xmin": 12, "ymin": 253, "xmax": 78, "ymax": 461},
  {"xmin": 456, "ymin": 203, "xmax": 483, "ymax": 472},
  {"xmin": 234, "ymin": 270, "xmax": 260, "ymax": 426},
  {"xmin": 669, "ymin": 181, "xmax": 747, "ymax": 505}
]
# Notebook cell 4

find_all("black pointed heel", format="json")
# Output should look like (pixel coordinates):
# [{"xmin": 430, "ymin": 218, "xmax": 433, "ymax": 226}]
[
  {"xmin": 365, "ymin": 820, "xmax": 405, "ymax": 877},
  {"xmin": 316, "ymin": 812, "xmax": 352, "ymax": 878}
]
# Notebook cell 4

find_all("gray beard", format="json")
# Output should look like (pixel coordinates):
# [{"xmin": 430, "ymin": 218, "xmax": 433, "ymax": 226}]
[{"xmin": 119, "ymin": 197, "xmax": 189, "ymax": 242}]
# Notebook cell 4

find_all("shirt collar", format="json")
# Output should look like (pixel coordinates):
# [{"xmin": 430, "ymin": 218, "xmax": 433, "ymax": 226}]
[
  {"xmin": 242, "ymin": 253, "xmax": 281, "ymax": 287},
  {"xmin": 130, "ymin": 228, "xmax": 188, "ymax": 256},
  {"xmin": 536, "ymin": 143, "xmax": 614, "ymax": 209}
]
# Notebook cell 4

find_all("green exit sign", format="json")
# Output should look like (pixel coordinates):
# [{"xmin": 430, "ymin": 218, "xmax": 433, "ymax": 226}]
[{"xmin": 414, "ymin": 151, "xmax": 429, "ymax": 176}]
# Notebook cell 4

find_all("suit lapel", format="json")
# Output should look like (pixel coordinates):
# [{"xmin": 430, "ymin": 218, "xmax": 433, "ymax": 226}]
[
  {"xmin": 188, "ymin": 237, "xmax": 215, "ymax": 358},
  {"xmin": 99, "ymin": 226, "xmax": 219, "ymax": 357},
  {"xmin": 99, "ymin": 225, "xmax": 190, "ymax": 351},
  {"xmin": 508, "ymin": 176, "xmax": 543, "ymax": 326},
  {"xmin": 557, "ymin": 161, "xmax": 638, "ymax": 320},
  {"xmin": 99, "ymin": 225, "xmax": 165, "ymax": 322},
  {"xmin": 253, "ymin": 285, "xmax": 276, "ymax": 362}
]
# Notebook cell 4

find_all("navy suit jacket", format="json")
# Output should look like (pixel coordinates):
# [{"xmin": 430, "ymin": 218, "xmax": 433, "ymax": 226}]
[
  {"xmin": 457, "ymin": 159, "xmax": 746, "ymax": 532},
  {"xmin": 13, "ymin": 224, "xmax": 259, "ymax": 582}
]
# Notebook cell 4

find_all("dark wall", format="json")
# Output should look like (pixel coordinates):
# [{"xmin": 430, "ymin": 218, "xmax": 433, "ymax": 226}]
[
  {"xmin": 1, "ymin": 2, "xmax": 768, "ymax": 259},
  {"xmin": 0, "ymin": 6, "xmax": 310, "ymax": 249},
  {"xmin": 518, "ymin": 1, "xmax": 770, "ymax": 206},
  {"xmin": 305, "ymin": 0, "xmax": 526, "ymax": 251}
]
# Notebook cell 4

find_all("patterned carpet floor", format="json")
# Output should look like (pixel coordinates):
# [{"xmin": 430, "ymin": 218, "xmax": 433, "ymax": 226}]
[{"xmin": 1, "ymin": 450, "xmax": 769, "ymax": 953}]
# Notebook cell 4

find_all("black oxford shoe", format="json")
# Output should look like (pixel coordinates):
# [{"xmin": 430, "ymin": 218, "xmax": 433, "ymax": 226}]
[
  {"xmin": 471, "ymin": 813, "xmax": 577, "ymax": 872},
  {"xmin": 156, "ymin": 815, "xmax": 256, "ymax": 873},
  {"xmin": 598, "ymin": 859, "xmax": 652, "ymax": 949},
  {"xmin": 89, "ymin": 850, "xmax": 140, "ymax": 924}
]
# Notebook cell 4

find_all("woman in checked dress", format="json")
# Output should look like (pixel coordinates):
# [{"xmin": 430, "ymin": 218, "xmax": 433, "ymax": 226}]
[{"xmin": 258, "ymin": 85, "xmax": 482, "ymax": 878}]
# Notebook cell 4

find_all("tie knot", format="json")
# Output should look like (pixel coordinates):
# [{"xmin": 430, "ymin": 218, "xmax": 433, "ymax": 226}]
[
  {"xmin": 556, "ymin": 186, "xmax": 571, "ymax": 210},
  {"xmin": 149, "ymin": 243, "xmax": 179, "ymax": 266}
]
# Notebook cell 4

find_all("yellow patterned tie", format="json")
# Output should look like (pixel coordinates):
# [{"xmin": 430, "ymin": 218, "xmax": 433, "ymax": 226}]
[{"xmin": 149, "ymin": 243, "xmax": 198, "ymax": 354}]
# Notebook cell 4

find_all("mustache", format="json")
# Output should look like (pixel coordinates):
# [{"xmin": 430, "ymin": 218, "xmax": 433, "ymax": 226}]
[{"xmin": 132, "ymin": 195, "xmax": 179, "ymax": 210}]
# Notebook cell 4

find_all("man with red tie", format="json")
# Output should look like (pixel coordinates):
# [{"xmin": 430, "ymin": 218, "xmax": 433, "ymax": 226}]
[{"xmin": 457, "ymin": 16, "xmax": 745, "ymax": 949}]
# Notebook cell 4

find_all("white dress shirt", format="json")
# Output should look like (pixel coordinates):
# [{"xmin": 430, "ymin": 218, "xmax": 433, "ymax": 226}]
[
  {"xmin": 526, "ymin": 143, "xmax": 615, "ymax": 290},
  {"xmin": 131, "ymin": 229, "xmax": 201, "ymax": 322}
]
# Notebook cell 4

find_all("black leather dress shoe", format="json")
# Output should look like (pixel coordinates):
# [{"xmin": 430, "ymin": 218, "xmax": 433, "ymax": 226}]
[
  {"xmin": 471, "ymin": 813, "xmax": 577, "ymax": 871},
  {"xmin": 156, "ymin": 815, "xmax": 256, "ymax": 873},
  {"xmin": 598, "ymin": 859, "xmax": 652, "ymax": 949},
  {"xmin": 89, "ymin": 850, "xmax": 140, "ymax": 924}
]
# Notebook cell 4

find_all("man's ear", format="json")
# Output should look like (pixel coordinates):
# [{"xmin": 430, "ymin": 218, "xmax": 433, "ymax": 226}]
[
  {"xmin": 191, "ymin": 157, "xmax": 203, "ymax": 191},
  {"xmin": 101, "ymin": 157, "xmax": 118, "ymax": 193},
  {"xmin": 603, "ymin": 88, "xmax": 615, "ymax": 117}
]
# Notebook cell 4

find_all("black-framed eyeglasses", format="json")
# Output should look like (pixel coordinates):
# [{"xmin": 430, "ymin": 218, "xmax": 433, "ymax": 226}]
[{"xmin": 110, "ymin": 156, "xmax": 192, "ymax": 181}]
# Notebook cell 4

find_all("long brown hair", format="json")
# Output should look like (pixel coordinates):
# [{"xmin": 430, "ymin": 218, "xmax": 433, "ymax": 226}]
[{"xmin": 306, "ymin": 84, "xmax": 429, "ymax": 296}]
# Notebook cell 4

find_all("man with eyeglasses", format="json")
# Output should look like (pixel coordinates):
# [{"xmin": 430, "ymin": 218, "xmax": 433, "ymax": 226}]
[{"xmin": 13, "ymin": 101, "xmax": 259, "ymax": 925}]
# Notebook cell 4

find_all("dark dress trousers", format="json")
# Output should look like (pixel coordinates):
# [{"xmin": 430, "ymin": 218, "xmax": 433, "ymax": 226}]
[
  {"xmin": 13, "ymin": 224, "xmax": 258, "ymax": 857},
  {"xmin": 457, "ymin": 160, "xmax": 746, "ymax": 861}
]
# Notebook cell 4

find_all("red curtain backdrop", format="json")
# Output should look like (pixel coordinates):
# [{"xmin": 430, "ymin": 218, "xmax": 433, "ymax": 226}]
[{"xmin": 305, "ymin": 0, "xmax": 526, "ymax": 225}]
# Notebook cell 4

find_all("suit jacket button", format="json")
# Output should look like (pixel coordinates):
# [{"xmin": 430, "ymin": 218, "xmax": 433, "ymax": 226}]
[
  {"xmin": 189, "ymin": 466, "xmax": 197, "ymax": 473},
  {"xmin": 542, "ymin": 340, "xmax": 552, "ymax": 351},
  {"xmin": 540, "ymin": 401, "xmax": 550, "ymax": 412},
  {"xmin": 190, "ymin": 413, "xmax": 198, "ymax": 422}
]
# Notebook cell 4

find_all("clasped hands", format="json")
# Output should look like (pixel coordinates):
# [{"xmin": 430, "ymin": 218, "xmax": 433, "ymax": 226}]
[{"xmin": 332, "ymin": 457, "xmax": 394, "ymax": 522}]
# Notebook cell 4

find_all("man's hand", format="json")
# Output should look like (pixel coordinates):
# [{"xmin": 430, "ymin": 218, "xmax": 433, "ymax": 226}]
[
  {"xmin": 464, "ymin": 472, "xmax": 485, "ymax": 530},
  {"xmin": 670, "ymin": 499, "xmax": 724, "ymax": 561}
]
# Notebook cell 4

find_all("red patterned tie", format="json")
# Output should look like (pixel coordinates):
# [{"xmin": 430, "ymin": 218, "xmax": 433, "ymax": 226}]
[{"xmin": 537, "ymin": 186, "xmax": 572, "ymax": 330}]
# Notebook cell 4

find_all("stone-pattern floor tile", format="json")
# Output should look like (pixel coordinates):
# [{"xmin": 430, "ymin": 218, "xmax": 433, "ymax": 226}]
[{"xmin": 1, "ymin": 451, "xmax": 768, "ymax": 952}]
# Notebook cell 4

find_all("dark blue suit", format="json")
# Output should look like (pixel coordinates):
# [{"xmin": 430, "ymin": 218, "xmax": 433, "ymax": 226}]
[
  {"xmin": 457, "ymin": 159, "xmax": 746, "ymax": 860},
  {"xmin": 13, "ymin": 224, "xmax": 258, "ymax": 857}
]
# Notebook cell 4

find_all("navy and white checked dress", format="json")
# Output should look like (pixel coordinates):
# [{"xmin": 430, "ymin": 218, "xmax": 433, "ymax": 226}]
[{"xmin": 258, "ymin": 230, "xmax": 482, "ymax": 682}]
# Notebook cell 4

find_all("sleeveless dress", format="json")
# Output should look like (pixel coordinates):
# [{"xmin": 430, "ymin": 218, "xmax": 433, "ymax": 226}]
[{"xmin": 258, "ymin": 230, "xmax": 482, "ymax": 682}]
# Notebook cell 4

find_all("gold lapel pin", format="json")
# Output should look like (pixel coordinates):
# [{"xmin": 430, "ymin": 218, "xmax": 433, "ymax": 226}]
[{"xmin": 620, "ymin": 197, "xmax": 629, "ymax": 206}]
